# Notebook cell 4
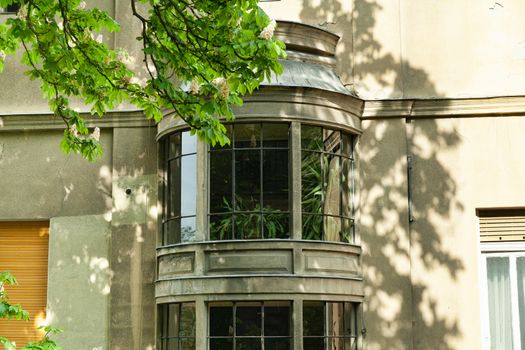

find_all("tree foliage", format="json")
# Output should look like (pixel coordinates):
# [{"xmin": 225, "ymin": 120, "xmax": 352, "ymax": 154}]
[
  {"xmin": 0, "ymin": 0, "xmax": 286, "ymax": 160},
  {"xmin": 0, "ymin": 272, "xmax": 62, "ymax": 350}
]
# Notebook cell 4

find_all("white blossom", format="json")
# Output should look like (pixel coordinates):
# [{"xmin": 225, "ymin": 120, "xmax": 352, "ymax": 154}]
[
  {"xmin": 78, "ymin": 1, "xmax": 87, "ymax": 10},
  {"xmin": 16, "ymin": 6, "xmax": 26, "ymax": 20},
  {"xmin": 95, "ymin": 34, "xmax": 103, "ymax": 43},
  {"xmin": 57, "ymin": 21, "xmax": 63, "ymax": 30},
  {"xmin": 90, "ymin": 127, "xmax": 100, "ymax": 141},
  {"xmin": 212, "ymin": 77, "xmax": 229, "ymax": 99},
  {"xmin": 0, "ymin": 50, "xmax": 6, "ymax": 61},
  {"xmin": 259, "ymin": 19, "xmax": 276, "ymax": 40},
  {"xmin": 69, "ymin": 124, "xmax": 79, "ymax": 138},
  {"xmin": 189, "ymin": 79, "xmax": 199, "ymax": 95}
]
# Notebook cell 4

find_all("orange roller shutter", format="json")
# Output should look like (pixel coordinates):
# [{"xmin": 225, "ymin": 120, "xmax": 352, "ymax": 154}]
[{"xmin": 0, "ymin": 221, "xmax": 49, "ymax": 347}]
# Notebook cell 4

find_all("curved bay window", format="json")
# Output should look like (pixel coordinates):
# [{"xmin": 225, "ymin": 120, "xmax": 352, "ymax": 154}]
[
  {"xmin": 209, "ymin": 123, "xmax": 290, "ymax": 240},
  {"xmin": 301, "ymin": 125, "xmax": 354, "ymax": 242},
  {"xmin": 161, "ymin": 131, "xmax": 197, "ymax": 245}
]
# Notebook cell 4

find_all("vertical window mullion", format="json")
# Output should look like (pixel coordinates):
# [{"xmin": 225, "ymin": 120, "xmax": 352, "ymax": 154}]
[
  {"xmin": 260, "ymin": 136, "xmax": 264, "ymax": 238},
  {"xmin": 232, "ymin": 131, "xmax": 236, "ymax": 239}
]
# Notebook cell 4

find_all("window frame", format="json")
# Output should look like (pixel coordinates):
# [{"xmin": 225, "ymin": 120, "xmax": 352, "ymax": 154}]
[
  {"xmin": 302, "ymin": 301, "xmax": 359, "ymax": 350},
  {"xmin": 480, "ymin": 243, "xmax": 525, "ymax": 350},
  {"xmin": 158, "ymin": 302, "xmax": 197, "ymax": 350},
  {"xmin": 207, "ymin": 301, "xmax": 292, "ymax": 350},
  {"xmin": 160, "ymin": 122, "xmax": 357, "ymax": 246},
  {"xmin": 208, "ymin": 122, "xmax": 292, "ymax": 240}
]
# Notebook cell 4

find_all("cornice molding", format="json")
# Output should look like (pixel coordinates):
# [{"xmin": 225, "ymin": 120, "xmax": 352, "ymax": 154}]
[
  {"xmin": 362, "ymin": 95, "xmax": 525, "ymax": 119},
  {"xmin": 0, "ymin": 110, "xmax": 153, "ymax": 131}
]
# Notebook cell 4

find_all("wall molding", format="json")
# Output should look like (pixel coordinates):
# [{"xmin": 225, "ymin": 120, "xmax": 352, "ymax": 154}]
[{"xmin": 0, "ymin": 110, "xmax": 153, "ymax": 131}]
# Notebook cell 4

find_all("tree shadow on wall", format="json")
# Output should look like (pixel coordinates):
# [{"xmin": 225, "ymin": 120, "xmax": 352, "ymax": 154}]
[{"xmin": 300, "ymin": 1, "xmax": 465, "ymax": 349}]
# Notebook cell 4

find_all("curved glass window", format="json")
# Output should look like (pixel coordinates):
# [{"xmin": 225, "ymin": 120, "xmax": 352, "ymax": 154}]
[
  {"xmin": 161, "ymin": 131, "xmax": 197, "ymax": 245},
  {"xmin": 209, "ymin": 123, "xmax": 290, "ymax": 240},
  {"xmin": 301, "ymin": 126, "xmax": 354, "ymax": 242}
]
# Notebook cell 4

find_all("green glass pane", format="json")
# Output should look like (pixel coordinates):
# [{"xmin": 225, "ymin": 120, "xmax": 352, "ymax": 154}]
[
  {"xmin": 209, "ymin": 214, "xmax": 233, "ymax": 240},
  {"xmin": 262, "ymin": 123, "xmax": 289, "ymax": 148},
  {"xmin": 234, "ymin": 123, "xmax": 261, "ymax": 149},
  {"xmin": 234, "ymin": 213, "xmax": 262, "ymax": 239},
  {"xmin": 301, "ymin": 125, "xmax": 323, "ymax": 151}
]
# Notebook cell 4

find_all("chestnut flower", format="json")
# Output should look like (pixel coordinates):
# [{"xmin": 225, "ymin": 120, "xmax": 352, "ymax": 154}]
[
  {"xmin": 259, "ymin": 20, "xmax": 276, "ymax": 40},
  {"xmin": 90, "ymin": 127, "xmax": 100, "ymax": 142},
  {"xmin": 212, "ymin": 77, "xmax": 229, "ymax": 99},
  {"xmin": 189, "ymin": 79, "xmax": 200, "ymax": 95},
  {"xmin": 69, "ymin": 124, "xmax": 79, "ymax": 138},
  {"xmin": 78, "ymin": 1, "xmax": 87, "ymax": 10},
  {"xmin": 0, "ymin": 50, "xmax": 6, "ymax": 61}
]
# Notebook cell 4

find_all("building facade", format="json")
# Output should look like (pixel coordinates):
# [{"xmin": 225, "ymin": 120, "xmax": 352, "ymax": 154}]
[{"xmin": 2, "ymin": 1, "xmax": 525, "ymax": 349}]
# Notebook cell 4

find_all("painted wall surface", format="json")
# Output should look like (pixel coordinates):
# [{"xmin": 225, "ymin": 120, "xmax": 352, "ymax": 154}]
[
  {"xmin": 262, "ymin": 0, "xmax": 525, "ymax": 99},
  {"xmin": 48, "ymin": 215, "xmax": 111, "ymax": 350},
  {"xmin": 0, "ymin": 126, "xmax": 157, "ymax": 350},
  {"xmin": 0, "ymin": 129, "xmax": 113, "ymax": 219}
]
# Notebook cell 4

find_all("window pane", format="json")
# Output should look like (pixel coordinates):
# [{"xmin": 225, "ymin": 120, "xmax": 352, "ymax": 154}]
[
  {"xmin": 168, "ymin": 303, "xmax": 180, "ymax": 337},
  {"xmin": 302, "ymin": 214, "xmax": 323, "ymax": 240},
  {"xmin": 164, "ymin": 219, "xmax": 181, "ymax": 245},
  {"xmin": 302, "ymin": 152, "xmax": 323, "ymax": 215},
  {"xmin": 235, "ymin": 150, "xmax": 261, "ymax": 211},
  {"xmin": 264, "ymin": 305, "xmax": 290, "ymax": 336},
  {"xmin": 324, "ymin": 155, "xmax": 341, "ymax": 242},
  {"xmin": 210, "ymin": 306, "xmax": 234, "ymax": 337},
  {"xmin": 210, "ymin": 214, "xmax": 233, "ymax": 240},
  {"xmin": 181, "ymin": 155, "xmax": 196, "ymax": 217},
  {"xmin": 326, "ymin": 302, "xmax": 344, "ymax": 337},
  {"xmin": 341, "ymin": 218, "xmax": 353, "ymax": 243},
  {"xmin": 303, "ymin": 338, "xmax": 324, "ymax": 350},
  {"xmin": 180, "ymin": 303, "xmax": 196, "ymax": 337},
  {"xmin": 181, "ymin": 217, "xmax": 196, "ymax": 243},
  {"xmin": 169, "ymin": 133, "xmax": 181, "ymax": 158},
  {"xmin": 264, "ymin": 338, "xmax": 290, "ymax": 350},
  {"xmin": 181, "ymin": 131, "xmax": 196, "ymax": 155},
  {"xmin": 209, "ymin": 338, "xmax": 233, "ymax": 350},
  {"xmin": 263, "ymin": 213, "xmax": 289, "ymax": 239},
  {"xmin": 303, "ymin": 302, "xmax": 324, "ymax": 336},
  {"xmin": 236, "ymin": 306, "xmax": 262, "ymax": 336},
  {"xmin": 341, "ymin": 157, "xmax": 352, "ymax": 219},
  {"xmin": 323, "ymin": 129, "xmax": 340, "ymax": 154},
  {"xmin": 210, "ymin": 151, "xmax": 232, "ymax": 213},
  {"xmin": 236, "ymin": 338, "xmax": 261, "ymax": 350},
  {"xmin": 486, "ymin": 257, "xmax": 513, "ymax": 349},
  {"xmin": 517, "ymin": 257, "xmax": 525, "ymax": 348},
  {"xmin": 301, "ymin": 125, "xmax": 323, "ymax": 151},
  {"xmin": 169, "ymin": 158, "xmax": 181, "ymax": 218},
  {"xmin": 235, "ymin": 124, "xmax": 261, "ymax": 148},
  {"xmin": 234, "ymin": 213, "xmax": 261, "ymax": 239},
  {"xmin": 263, "ymin": 123, "xmax": 289, "ymax": 148},
  {"xmin": 180, "ymin": 339, "xmax": 195, "ymax": 350},
  {"xmin": 166, "ymin": 339, "xmax": 179, "ymax": 350},
  {"xmin": 342, "ymin": 133, "xmax": 353, "ymax": 159},
  {"xmin": 263, "ymin": 150, "xmax": 288, "ymax": 212}
]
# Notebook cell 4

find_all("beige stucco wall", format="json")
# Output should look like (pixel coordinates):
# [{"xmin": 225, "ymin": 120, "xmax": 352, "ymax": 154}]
[
  {"xmin": 0, "ymin": 124, "xmax": 157, "ymax": 350},
  {"xmin": 262, "ymin": 0, "xmax": 525, "ymax": 99}
]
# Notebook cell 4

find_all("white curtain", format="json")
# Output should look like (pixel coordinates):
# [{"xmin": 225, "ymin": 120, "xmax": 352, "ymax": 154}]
[
  {"xmin": 516, "ymin": 257, "xmax": 525, "ymax": 348},
  {"xmin": 487, "ymin": 257, "xmax": 513, "ymax": 349}
]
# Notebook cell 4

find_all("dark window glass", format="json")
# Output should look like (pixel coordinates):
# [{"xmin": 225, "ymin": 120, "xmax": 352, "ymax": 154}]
[
  {"xmin": 1, "ymin": 2, "xmax": 20, "ymax": 13},
  {"xmin": 303, "ymin": 301, "xmax": 358, "ymax": 350},
  {"xmin": 159, "ymin": 303, "xmax": 196, "ymax": 350},
  {"xmin": 162, "ymin": 131, "xmax": 197, "ymax": 245},
  {"xmin": 301, "ymin": 126, "xmax": 354, "ymax": 242},
  {"xmin": 209, "ymin": 302, "xmax": 291, "ymax": 350},
  {"xmin": 209, "ymin": 123, "xmax": 290, "ymax": 240}
]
